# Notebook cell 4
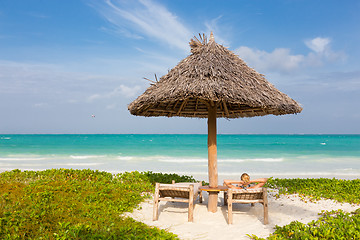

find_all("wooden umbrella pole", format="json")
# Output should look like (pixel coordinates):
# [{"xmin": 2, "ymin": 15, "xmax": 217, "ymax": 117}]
[{"xmin": 207, "ymin": 104, "xmax": 218, "ymax": 212}]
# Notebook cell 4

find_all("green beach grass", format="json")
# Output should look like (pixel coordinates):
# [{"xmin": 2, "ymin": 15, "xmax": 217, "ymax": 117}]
[
  {"xmin": 251, "ymin": 178, "xmax": 360, "ymax": 239},
  {"xmin": 0, "ymin": 169, "xmax": 195, "ymax": 239},
  {"xmin": 1, "ymin": 169, "xmax": 359, "ymax": 239}
]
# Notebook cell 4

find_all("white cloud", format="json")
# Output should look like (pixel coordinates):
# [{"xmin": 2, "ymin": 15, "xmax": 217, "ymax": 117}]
[
  {"xmin": 235, "ymin": 37, "xmax": 345, "ymax": 74},
  {"xmin": 87, "ymin": 94, "xmax": 102, "ymax": 102},
  {"xmin": 117, "ymin": 84, "xmax": 142, "ymax": 97},
  {"xmin": 203, "ymin": 16, "xmax": 229, "ymax": 46},
  {"xmin": 0, "ymin": 60, "xmax": 141, "ymax": 107},
  {"xmin": 236, "ymin": 47, "xmax": 304, "ymax": 73},
  {"xmin": 87, "ymin": 84, "xmax": 142, "ymax": 102},
  {"xmin": 105, "ymin": 84, "xmax": 142, "ymax": 98},
  {"xmin": 92, "ymin": 0, "xmax": 192, "ymax": 51},
  {"xmin": 305, "ymin": 37, "xmax": 330, "ymax": 53}
]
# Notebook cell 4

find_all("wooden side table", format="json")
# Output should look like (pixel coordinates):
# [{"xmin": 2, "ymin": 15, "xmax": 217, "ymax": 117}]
[{"xmin": 199, "ymin": 186, "xmax": 228, "ymax": 212}]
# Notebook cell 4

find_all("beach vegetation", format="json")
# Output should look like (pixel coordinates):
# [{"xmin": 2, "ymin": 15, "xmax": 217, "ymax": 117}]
[
  {"xmin": 249, "ymin": 178, "xmax": 360, "ymax": 239},
  {"xmin": 265, "ymin": 177, "xmax": 360, "ymax": 204},
  {"xmin": 0, "ymin": 169, "xmax": 179, "ymax": 239},
  {"xmin": 141, "ymin": 171, "xmax": 197, "ymax": 184},
  {"xmin": 2, "ymin": 169, "xmax": 360, "ymax": 239},
  {"xmin": 249, "ymin": 208, "xmax": 360, "ymax": 239}
]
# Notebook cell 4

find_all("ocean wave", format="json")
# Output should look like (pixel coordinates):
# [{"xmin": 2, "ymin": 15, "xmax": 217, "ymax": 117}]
[
  {"xmin": 117, "ymin": 156, "xmax": 196, "ymax": 161},
  {"xmin": 0, "ymin": 163, "xmax": 12, "ymax": 166},
  {"xmin": 117, "ymin": 156, "xmax": 135, "ymax": 161},
  {"xmin": 53, "ymin": 163, "xmax": 103, "ymax": 166},
  {"xmin": 250, "ymin": 158, "xmax": 284, "ymax": 162},
  {"xmin": 70, "ymin": 155, "xmax": 106, "ymax": 159},
  {"xmin": 0, "ymin": 157, "xmax": 47, "ymax": 161},
  {"xmin": 218, "ymin": 159, "xmax": 244, "ymax": 163},
  {"xmin": 0, "ymin": 163, "xmax": 44, "ymax": 167},
  {"xmin": 158, "ymin": 157, "xmax": 283, "ymax": 163},
  {"xmin": 159, "ymin": 158, "xmax": 207, "ymax": 163},
  {"xmin": 219, "ymin": 158, "xmax": 284, "ymax": 163}
]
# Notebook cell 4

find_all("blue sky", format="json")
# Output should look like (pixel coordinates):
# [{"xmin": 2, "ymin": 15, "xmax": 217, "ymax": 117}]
[{"xmin": 0, "ymin": 0, "xmax": 359, "ymax": 134}]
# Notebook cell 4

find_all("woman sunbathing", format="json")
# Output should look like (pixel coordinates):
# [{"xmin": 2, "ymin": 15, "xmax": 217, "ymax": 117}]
[{"xmin": 224, "ymin": 173, "xmax": 268, "ymax": 190}]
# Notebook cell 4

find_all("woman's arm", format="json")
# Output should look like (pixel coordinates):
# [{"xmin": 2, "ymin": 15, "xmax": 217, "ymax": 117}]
[
  {"xmin": 224, "ymin": 179, "xmax": 244, "ymax": 189},
  {"xmin": 248, "ymin": 178, "xmax": 268, "ymax": 189},
  {"xmin": 249, "ymin": 178, "xmax": 268, "ymax": 183},
  {"xmin": 224, "ymin": 180, "xmax": 244, "ymax": 185}
]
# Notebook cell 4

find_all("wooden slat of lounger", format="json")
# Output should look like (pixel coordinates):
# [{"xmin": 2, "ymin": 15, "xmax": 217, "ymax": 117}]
[
  {"xmin": 159, "ymin": 189, "xmax": 190, "ymax": 199},
  {"xmin": 231, "ymin": 199, "xmax": 263, "ymax": 204},
  {"xmin": 232, "ymin": 192, "xmax": 263, "ymax": 200},
  {"xmin": 158, "ymin": 197, "xmax": 189, "ymax": 203}
]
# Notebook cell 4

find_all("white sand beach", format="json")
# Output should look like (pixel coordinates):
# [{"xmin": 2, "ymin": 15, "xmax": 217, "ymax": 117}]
[{"xmin": 126, "ymin": 189, "xmax": 359, "ymax": 240}]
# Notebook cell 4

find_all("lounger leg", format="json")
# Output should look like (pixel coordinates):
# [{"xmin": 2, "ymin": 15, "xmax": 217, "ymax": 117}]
[
  {"xmin": 188, "ymin": 185, "xmax": 194, "ymax": 222},
  {"xmin": 199, "ymin": 191, "xmax": 203, "ymax": 203},
  {"xmin": 263, "ymin": 188, "xmax": 268, "ymax": 224},
  {"xmin": 170, "ymin": 181, "xmax": 176, "ymax": 203},
  {"xmin": 224, "ymin": 191, "xmax": 228, "ymax": 206},
  {"xmin": 227, "ymin": 189, "xmax": 233, "ymax": 224},
  {"xmin": 153, "ymin": 183, "xmax": 160, "ymax": 221}
]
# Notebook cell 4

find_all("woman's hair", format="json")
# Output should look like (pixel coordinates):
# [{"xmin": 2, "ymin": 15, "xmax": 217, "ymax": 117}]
[{"xmin": 241, "ymin": 173, "xmax": 250, "ymax": 183}]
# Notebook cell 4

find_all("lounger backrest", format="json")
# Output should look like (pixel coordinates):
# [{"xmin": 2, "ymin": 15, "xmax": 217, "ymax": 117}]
[
  {"xmin": 231, "ymin": 188, "xmax": 264, "ymax": 200},
  {"xmin": 159, "ymin": 187, "xmax": 191, "ymax": 198},
  {"xmin": 159, "ymin": 182, "xmax": 201, "ymax": 197}
]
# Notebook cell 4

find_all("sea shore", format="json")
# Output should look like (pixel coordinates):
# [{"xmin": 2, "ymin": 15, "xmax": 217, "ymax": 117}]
[{"xmin": 126, "ymin": 189, "xmax": 359, "ymax": 240}]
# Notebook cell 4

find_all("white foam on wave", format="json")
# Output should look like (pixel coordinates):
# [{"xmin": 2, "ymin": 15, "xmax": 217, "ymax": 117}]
[
  {"xmin": 117, "ymin": 156, "xmax": 135, "ymax": 161},
  {"xmin": 219, "ymin": 158, "xmax": 284, "ymax": 163},
  {"xmin": 218, "ymin": 159, "xmax": 244, "ymax": 163},
  {"xmin": 70, "ymin": 155, "xmax": 106, "ymax": 159},
  {"xmin": 0, "ymin": 163, "xmax": 12, "ymax": 166},
  {"xmin": 117, "ymin": 156, "xmax": 197, "ymax": 162},
  {"xmin": 158, "ymin": 157, "xmax": 283, "ymax": 163},
  {"xmin": 250, "ymin": 158, "xmax": 284, "ymax": 162},
  {"xmin": 54, "ymin": 163, "xmax": 103, "ymax": 166},
  {"xmin": 0, "ymin": 163, "xmax": 44, "ymax": 167},
  {"xmin": 0, "ymin": 157, "xmax": 47, "ymax": 161},
  {"xmin": 159, "ymin": 158, "xmax": 207, "ymax": 163},
  {"xmin": 0, "ymin": 137, "xmax": 11, "ymax": 140}
]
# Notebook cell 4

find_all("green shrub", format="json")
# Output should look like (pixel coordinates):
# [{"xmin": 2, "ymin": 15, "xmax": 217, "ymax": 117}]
[
  {"xmin": 249, "ymin": 178, "xmax": 360, "ymax": 239},
  {"xmin": 0, "ymin": 169, "xmax": 179, "ymax": 239},
  {"xmin": 249, "ymin": 209, "xmax": 360, "ymax": 240},
  {"xmin": 141, "ymin": 171, "xmax": 198, "ymax": 184},
  {"xmin": 265, "ymin": 178, "xmax": 360, "ymax": 204}
]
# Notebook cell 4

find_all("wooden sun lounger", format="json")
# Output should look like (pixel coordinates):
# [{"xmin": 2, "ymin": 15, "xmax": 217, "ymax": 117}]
[
  {"xmin": 153, "ymin": 181, "xmax": 203, "ymax": 222},
  {"xmin": 225, "ymin": 187, "xmax": 268, "ymax": 224}
]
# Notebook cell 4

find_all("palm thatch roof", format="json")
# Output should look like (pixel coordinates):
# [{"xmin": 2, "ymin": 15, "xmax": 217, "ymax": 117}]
[{"xmin": 128, "ymin": 33, "xmax": 302, "ymax": 118}]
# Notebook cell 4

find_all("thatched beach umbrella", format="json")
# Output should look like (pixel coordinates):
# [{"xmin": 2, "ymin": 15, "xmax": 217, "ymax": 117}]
[{"xmin": 128, "ymin": 33, "xmax": 302, "ymax": 212}]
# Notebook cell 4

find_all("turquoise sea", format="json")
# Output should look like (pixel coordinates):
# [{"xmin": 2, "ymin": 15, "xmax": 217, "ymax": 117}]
[{"xmin": 1, "ymin": 134, "xmax": 359, "ymax": 182}]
